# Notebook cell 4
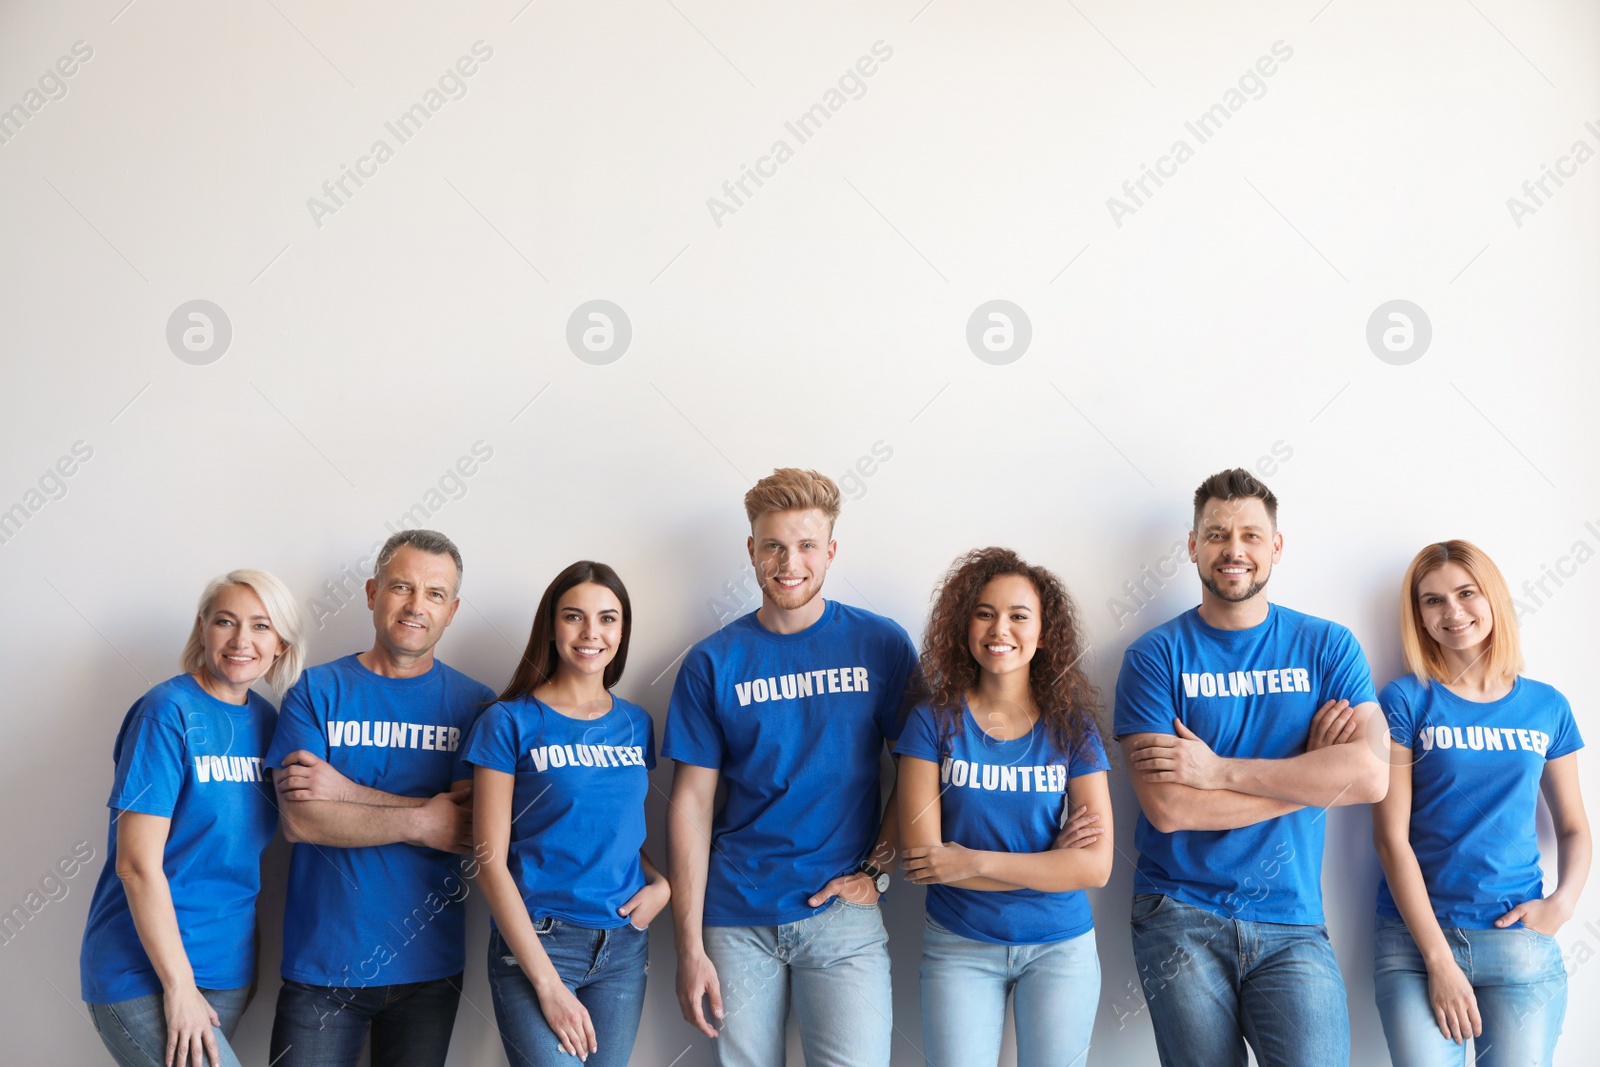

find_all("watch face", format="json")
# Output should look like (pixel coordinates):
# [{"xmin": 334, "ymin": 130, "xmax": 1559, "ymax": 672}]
[{"xmin": 874, "ymin": 873, "xmax": 890, "ymax": 893}]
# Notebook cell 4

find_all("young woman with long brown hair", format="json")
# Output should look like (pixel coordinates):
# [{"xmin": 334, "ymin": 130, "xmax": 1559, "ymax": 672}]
[{"xmin": 465, "ymin": 561, "xmax": 668, "ymax": 1067}]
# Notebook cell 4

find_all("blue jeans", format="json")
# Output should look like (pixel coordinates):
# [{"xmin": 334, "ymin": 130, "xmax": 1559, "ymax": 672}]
[
  {"xmin": 1130, "ymin": 893, "xmax": 1349, "ymax": 1067},
  {"xmin": 88, "ymin": 986, "xmax": 249, "ymax": 1067},
  {"xmin": 703, "ymin": 898, "xmax": 893, "ymax": 1067},
  {"xmin": 920, "ymin": 917, "xmax": 1098, "ymax": 1067},
  {"xmin": 268, "ymin": 972, "xmax": 463, "ymax": 1067},
  {"xmin": 1373, "ymin": 914, "xmax": 1567, "ymax": 1067},
  {"xmin": 486, "ymin": 921, "xmax": 649, "ymax": 1067}
]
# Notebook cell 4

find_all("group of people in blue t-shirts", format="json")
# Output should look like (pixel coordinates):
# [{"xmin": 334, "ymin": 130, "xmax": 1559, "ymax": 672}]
[{"xmin": 77, "ymin": 465, "xmax": 1588, "ymax": 1067}]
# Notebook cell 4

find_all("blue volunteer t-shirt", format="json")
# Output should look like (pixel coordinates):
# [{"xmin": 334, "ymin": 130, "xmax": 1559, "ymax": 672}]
[
  {"xmin": 663, "ymin": 600, "xmax": 917, "ymax": 926},
  {"xmin": 265, "ymin": 654, "xmax": 493, "ymax": 987},
  {"xmin": 80, "ymin": 674, "xmax": 278, "ymax": 1003},
  {"xmin": 896, "ymin": 702, "xmax": 1109, "ymax": 945},
  {"xmin": 1113, "ymin": 604, "xmax": 1377, "ymax": 925},
  {"xmin": 1377, "ymin": 674, "xmax": 1583, "ymax": 929},
  {"xmin": 464, "ymin": 693, "xmax": 656, "ymax": 929}
]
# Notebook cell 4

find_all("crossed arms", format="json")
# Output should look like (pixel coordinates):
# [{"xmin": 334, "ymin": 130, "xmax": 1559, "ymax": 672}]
[
  {"xmin": 274, "ymin": 749, "xmax": 472, "ymax": 852},
  {"xmin": 1122, "ymin": 698, "xmax": 1389, "ymax": 833}
]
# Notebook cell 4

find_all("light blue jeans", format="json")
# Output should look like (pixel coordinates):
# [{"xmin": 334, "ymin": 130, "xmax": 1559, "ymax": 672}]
[
  {"xmin": 1373, "ymin": 914, "xmax": 1567, "ymax": 1067},
  {"xmin": 1129, "ymin": 893, "xmax": 1349, "ymax": 1067},
  {"xmin": 87, "ymin": 986, "xmax": 249, "ymax": 1067},
  {"xmin": 920, "ymin": 917, "xmax": 1098, "ymax": 1067},
  {"xmin": 702, "ymin": 898, "xmax": 892, "ymax": 1067}
]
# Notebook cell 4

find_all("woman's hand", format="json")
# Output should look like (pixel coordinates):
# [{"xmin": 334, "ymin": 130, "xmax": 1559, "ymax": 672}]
[
  {"xmin": 1052, "ymin": 805, "xmax": 1104, "ymax": 850},
  {"xmin": 534, "ymin": 977, "xmax": 597, "ymax": 1060},
  {"xmin": 618, "ymin": 876, "xmax": 671, "ymax": 929},
  {"xmin": 164, "ymin": 983, "xmax": 222, "ymax": 1067},
  {"xmin": 1424, "ymin": 957, "xmax": 1481, "ymax": 1044},
  {"xmin": 901, "ymin": 842, "xmax": 984, "ymax": 885},
  {"xmin": 1496, "ymin": 897, "xmax": 1571, "ymax": 936}
]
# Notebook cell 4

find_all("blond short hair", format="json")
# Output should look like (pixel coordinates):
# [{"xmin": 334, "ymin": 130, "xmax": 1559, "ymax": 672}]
[
  {"xmin": 1399, "ymin": 540, "xmax": 1523, "ymax": 686},
  {"xmin": 180, "ymin": 569, "xmax": 307, "ymax": 695},
  {"xmin": 743, "ymin": 468, "xmax": 842, "ymax": 530}
]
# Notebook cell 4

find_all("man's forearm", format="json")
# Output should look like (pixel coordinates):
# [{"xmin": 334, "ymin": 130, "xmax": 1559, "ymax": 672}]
[
  {"xmin": 1219, "ymin": 745, "xmax": 1384, "ymax": 808},
  {"xmin": 871, "ymin": 783, "xmax": 901, "ymax": 868},
  {"xmin": 1142, "ymin": 783, "xmax": 1302, "ymax": 832},
  {"xmin": 279, "ymin": 798, "xmax": 427, "ymax": 847},
  {"xmin": 667, "ymin": 805, "xmax": 712, "ymax": 955},
  {"xmin": 339, "ymin": 782, "xmax": 429, "ymax": 807}
]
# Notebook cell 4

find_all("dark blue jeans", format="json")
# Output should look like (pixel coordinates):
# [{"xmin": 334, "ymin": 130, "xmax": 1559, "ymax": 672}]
[
  {"xmin": 487, "ymin": 922, "xmax": 648, "ymax": 1067},
  {"xmin": 1130, "ymin": 893, "xmax": 1350, "ymax": 1067},
  {"xmin": 268, "ymin": 972, "xmax": 463, "ymax": 1067}
]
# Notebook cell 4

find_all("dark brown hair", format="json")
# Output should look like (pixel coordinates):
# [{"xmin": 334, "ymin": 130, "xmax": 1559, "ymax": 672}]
[
  {"xmin": 920, "ymin": 547, "xmax": 1102, "ymax": 758},
  {"xmin": 499, "ymin": 561, "xmax": 632, "ymax": 701},
  {"xmin": 1192, "ymin": 468, "xmax": 1278, "ymax": 531}
]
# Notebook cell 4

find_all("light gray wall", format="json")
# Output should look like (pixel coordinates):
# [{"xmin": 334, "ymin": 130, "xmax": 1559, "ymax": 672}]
[{"xmin": 2, "ymin": 1, "xmax": 1596, "ymax": 1064}]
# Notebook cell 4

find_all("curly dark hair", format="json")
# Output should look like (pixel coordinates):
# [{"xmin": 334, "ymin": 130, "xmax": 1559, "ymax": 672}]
[{"xmin": 920, "ymin": 547, "xmax": 1103, "ymax": 759}]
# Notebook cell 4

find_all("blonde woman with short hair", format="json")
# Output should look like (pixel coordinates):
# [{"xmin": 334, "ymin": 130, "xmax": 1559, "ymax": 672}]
[{"xmin": 80, "ymin": 570, "xmax": 305, "ymax": 1067}]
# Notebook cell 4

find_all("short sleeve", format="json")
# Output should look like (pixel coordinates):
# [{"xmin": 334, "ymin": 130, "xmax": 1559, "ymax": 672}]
[
  {"xmin": 109, "ymin": 712, "xmax": 186, "ymax": 818},
  {"xmin": 1379, "ymin": 680, "xmax": 1416, "ymax": 748},
  {"xmin": 661, "ymin": 652, "xmax": 725, "ymax": 769},
  {"xmin": 1320, "ymin": 627, "xmax": 1378, "ymax": 708},
  {"xmin": 643, "ymin": 713, "xmax": 658, "ymax": 772},
  {"xmin": 1069, "ymin": 720, "xmax": 1111, "ymax": 777},
  {"xmin": 1546, "ymin": 690, "xmax": 1584, "ymax": 761},
  {"xmin": 1113, "ymin": 647, "xmax": 1177, "ymax": 739},
  {"xmin": 265, "ymin": 673, "xmax": 326, "ymax": 768},
  {"xmin": 893, "ymin": 704, "xmax": 942, "ymax": 764},
  {"xmin": 462, "ymin": 703, "xmax": 521, "ymax": 774},
  {"xmin": 451, "ymin": 683, "xmax": 495, "ymax": 782},
  {"xmin": 875, "ymin": 625, "xmax": 920, "ymax": 743}
]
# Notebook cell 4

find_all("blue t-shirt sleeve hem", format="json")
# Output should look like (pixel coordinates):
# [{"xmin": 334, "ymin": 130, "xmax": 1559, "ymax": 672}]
[
  {"xmin": 107, "ymin": 791, "xmax": 176, "ymax": 818},
  {"xmin": 1547, "ymin": 737, "xmax": 1584, "ymax": 761},
  {"xmin": 462, "ymin": 752, "xmax": 518, "ymax": 774},
  {"xmin": 1113, "ymin": 649, "xmax": 1178, "ymax": 739},
  {"xmin": 660, "ymin": 747, "xmax": 722, "ymax": 769}
]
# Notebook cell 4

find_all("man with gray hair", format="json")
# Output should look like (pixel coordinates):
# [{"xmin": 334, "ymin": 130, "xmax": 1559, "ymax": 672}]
[{"xmin": 266, "ymin": 529, "xmax": 494, "ymax": 1067}]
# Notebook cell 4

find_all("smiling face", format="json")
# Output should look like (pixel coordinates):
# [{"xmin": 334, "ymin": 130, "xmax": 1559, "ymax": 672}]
[
  {"xmin": 550, "ymin": 581, "xmax": 624, "ymax": 682},
  {"xmin": 967, "ymin": 573, "xmax": 1042, "ymax": 681},
  {"xmin": 1416, "ymin": 561, "xmax": 1494, "ymax": 659},
  {"xmin": 1190, "ymin": 496, "xmax": 1282, "ymax": 604},
  {"xmin": 747, "ymin": 507, "xmax": 835, "ymax": 613},
  {"xmin": 197, "ymin": 583, "xmax": 285, "ymax": 701},
  {"xmin": 366, "ymin": 545, "xmax": 461, "ymax": 662}
]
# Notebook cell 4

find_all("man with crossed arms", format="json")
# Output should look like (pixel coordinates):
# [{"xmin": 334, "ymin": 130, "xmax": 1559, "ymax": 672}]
[{"xmin": 1117, "ymin": 469, "xmax": 1389, "ymax": 1067}]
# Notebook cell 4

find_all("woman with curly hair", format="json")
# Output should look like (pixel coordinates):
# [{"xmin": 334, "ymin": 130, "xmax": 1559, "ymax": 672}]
[{"xmin": 897, "ymin": 547, "xmax": 1112, "ymax": 1067}]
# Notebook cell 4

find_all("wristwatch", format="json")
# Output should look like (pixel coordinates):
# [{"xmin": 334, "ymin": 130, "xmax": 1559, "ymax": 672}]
[{"xmin": 858, "ymin": 860, "xmax": 890, "ymax": 895}]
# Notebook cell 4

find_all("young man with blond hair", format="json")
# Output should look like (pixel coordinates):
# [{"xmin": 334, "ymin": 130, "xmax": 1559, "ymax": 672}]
[
  {"xmin": 665, "ymin": 468, "xmax": 917, "ymax": 1067},
  {"xmin": 1116, "ymin": 468, "xmax": 1389, "ymax": 1067}
]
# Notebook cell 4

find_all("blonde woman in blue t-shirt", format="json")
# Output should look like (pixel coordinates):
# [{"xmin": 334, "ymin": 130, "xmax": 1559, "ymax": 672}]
[{"xmin": 1373, "ymin": 540, "xmax": 1590, "ymax": 1067}]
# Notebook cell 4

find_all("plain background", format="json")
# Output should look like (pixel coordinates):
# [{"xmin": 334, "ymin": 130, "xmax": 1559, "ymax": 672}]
[{"xmin": 1, "ymin": 0, "xmax": 1596, "ymax": 1063}]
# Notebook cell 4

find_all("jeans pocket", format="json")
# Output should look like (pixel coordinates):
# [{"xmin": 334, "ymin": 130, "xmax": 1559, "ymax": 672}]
[
  {"xmin": 1130, "ymin": 893, "xmax": 1168, "ymax": 925},
  {"xmin": 837, "ymin": 897, "xmax": 879, "ymax": 911}
]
